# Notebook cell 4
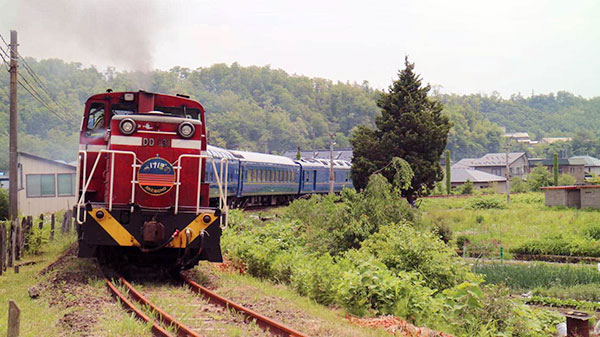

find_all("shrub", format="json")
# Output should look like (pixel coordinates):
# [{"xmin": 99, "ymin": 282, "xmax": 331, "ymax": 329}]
[
  {"xmin": 455, "ymin": 180, "xmax": 473, "ymax": 195},
  {"xmin": 456, "ymin": 235, "xmax": 471, "ymax": 250},
  {"xmin": 285, "ymin": 174, "xmax": 418, "ymax": 256},
  {"xmin": 557, "ymin": 173, "xmax": 576, "ymax": 186},
  {"xmin": 0, "ymin": 188, "xmax": 7, "ymax": 221},
  {"xmin": 527, "ymin": 164, "xmax": 552, "ymax": 191},
  {"xmin": 510, "ymin": 177, "xmax": 529, "ymax": 193},
  {"xmin": 583, "ymin": 224, "xmax": 600, "ymax": 240},
  {"xmin": 468, "ymin": 197, "xmax": 506, "ymax": 210},
  {"xmin": 359, "ymin": 223, "xmax": 478, "ymax": 290}
]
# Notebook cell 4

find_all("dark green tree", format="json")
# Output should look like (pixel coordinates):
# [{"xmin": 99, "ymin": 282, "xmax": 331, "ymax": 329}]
[
  {"xmin": 350, "ymin": 57, "xmax": 451, "ymax": 203},
  {"xmin": 445, "ymin": 150, "xmax": 451, "ymax": 195},
  {"xmin": 553, "ymin": 153, "xmax": 559, "ymax": 186}
]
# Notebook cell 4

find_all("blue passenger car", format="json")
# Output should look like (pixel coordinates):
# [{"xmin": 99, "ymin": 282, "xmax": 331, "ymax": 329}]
[
  {"xmin": 297, "ymin": 158, "xmax": 353, "ymax": 194},
  {"xmin": 205, "ymin": 145, "xmax": 240, "ymax": 206},
  {"xmin": 230, "ymin": 150, "xmax": 301, "ymax": 206}
]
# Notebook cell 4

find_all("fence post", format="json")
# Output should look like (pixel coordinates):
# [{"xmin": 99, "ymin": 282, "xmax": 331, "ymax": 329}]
[
  {"xmin": 13, "ymin": 219, "xmax": 20, "ymax": 261},
  {"xmin": 7, "ymin": 300, "xmax": 20, "ymax": 337},
  {"xmin": 0, "ymin": 222, "xmax": 5, "ymax": 276},
  {"xmin": 50, "ymin": 213, "xmax": 55, "ymax": 241},
  {"xmin": 20, "ymin": 217, "xmax": 27, "ymax": 257},
  {"xmin": 67, "ymin": 210, "xmax": 73, "ymax": 233},
  {"xmin": 38, "ymin": 214, "xmax": 44, "ymax": 230},
  {"xmin": 8, "ymin": 221, "xmax": 14, "ymax": 267}
]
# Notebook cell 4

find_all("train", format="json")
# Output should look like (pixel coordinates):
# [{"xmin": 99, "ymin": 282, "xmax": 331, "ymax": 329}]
[{"xmin": 74, "ymin": 90, "xmax": 352, "ymax": 270}]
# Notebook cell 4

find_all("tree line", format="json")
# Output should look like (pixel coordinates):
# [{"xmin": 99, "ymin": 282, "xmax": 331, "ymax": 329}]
[{"xmin": 0, "ymin": 58, "xmax": 599, "ymax": 172}]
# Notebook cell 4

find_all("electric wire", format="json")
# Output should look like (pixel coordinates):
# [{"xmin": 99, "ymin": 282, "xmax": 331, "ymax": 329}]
[{"xmin": 0, "ymin": 32, "xmax": 79, "ymax": 127}]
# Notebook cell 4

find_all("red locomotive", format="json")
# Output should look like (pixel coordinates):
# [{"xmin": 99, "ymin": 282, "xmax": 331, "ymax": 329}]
[{"xmin": 75, "ymin": 90, "xmax": 226, "ymax": 269}]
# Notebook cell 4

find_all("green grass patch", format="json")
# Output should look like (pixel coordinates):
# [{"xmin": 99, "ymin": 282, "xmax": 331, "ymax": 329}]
[{"xmin": 473, "ymin": 262, "xmax": 600, "ymax": 290}]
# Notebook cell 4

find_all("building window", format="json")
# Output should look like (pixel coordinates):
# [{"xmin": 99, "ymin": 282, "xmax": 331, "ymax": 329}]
[
  {"xmin": 58, "ymin": 174, "xmax": 75, "ymax": 196},
  {"xmin": 26, "ymin": 174, "xmax": 56, "ymax": 197}
]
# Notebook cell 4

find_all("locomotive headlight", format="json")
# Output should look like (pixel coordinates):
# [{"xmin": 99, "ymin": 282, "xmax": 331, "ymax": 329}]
[
  {"xmin": 178, "ymin": 122, "xmax": 195, "ymax": 138},
  {"xmin": 119, "ymin": 118, "xmax": 136, "ymax": 135}
]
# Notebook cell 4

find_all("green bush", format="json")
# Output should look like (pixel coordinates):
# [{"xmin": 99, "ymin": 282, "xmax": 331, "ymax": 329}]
[
  {"xmin": 468, "ymin": 197, "xmax": 506, "ymax": 210},
  {"xmin": 583, "ymin": 224, "xmax": 600, "ymax": 240},
  {"xmin": 527, "ymin": 165, "xmax": 552, "ymax": 191},
  {"xmin": 455, "ymin": 180, "xmax": 473, "ymax": 195},
  {"xmin": 510, "ymin": 177, "xmax": 529, "ymax": 193},
  {"xmin": 285, "ymin": 174, "xmax": 418, "ymax": 256},
  {"xmin": 0, "ymin": 188, "xmax": 7, "ymax": 220},
  {"xmin": 557, "ymin": 173, "xmax": 576, "ymax": 186},
  {"xmin": 510, "ymin": 235, "xmax": 600, "ymax": 257},
  {"xmin": 359, "ymin": 223, "xmax": 478, "ymax": 291}
]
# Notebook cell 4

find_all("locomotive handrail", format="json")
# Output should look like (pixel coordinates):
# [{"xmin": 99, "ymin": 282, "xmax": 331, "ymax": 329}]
[
  {"xmin": 76, "ymin": 149, "xmax": 138, "ymax": 224},
  {"xmin": 174, "ymin": 154, "xmax": 227, "ymax": 219}
]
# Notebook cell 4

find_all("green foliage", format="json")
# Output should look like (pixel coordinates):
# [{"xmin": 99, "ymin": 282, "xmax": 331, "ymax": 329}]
[
  {"xmin": 510, "ymin": 235, "xmax": 600, "ymax": 257},
  {"xmin": 474, "ymin": 262, "xmax": 600, "ymax": 290},
  {"xmin": 0, "ymin": 188, "xmax": 8, "ymax": 220},
  {"xmin": 533, "ymin": 284, "xmax": 600, "ymax": 302},
  {"xmin": 527, "ymin": 295, "xmax": 600, "ymax": 312},
  {"xmin": 557, "ymin": 173, "xmax": 576, "ymax": 186},
  {"xmin": 445, "ymin": 150, "xmax": 451, "ymax": 195},
  {"xmin": 223, "ymin": 189, "xmax": 561, "ymax": 335},
  {"xmin": 553, "ymin": 153, "xmax": 558, "ymax": 186},
  {"xmin": 24, "ymin": 225, "xmax": 48, "ymax": 255},
  {"xmin": 386, "ymin": 157, "xmax": 414, "ymax": 192},
  {"xmin": 583, "ymin": 224, "xmax": 600, "ymax": 240},
  {"xmin": 510, "ymin": 176, "xmax": 529, "ymax": 193},
  {"xmin": 455, "ymin": 180, "xmax": 473, "ymax": 195},
  {"xmin": 351, "ymin": 58, "xmax": 451, "ymax": 202},
  {"xmin": 527, "ymin": 164, "xmax": 553, "ymax": 191},
  {"xmin": 360, "ymin": 223, "xmax": 476, "ymax": 291},
  {"xmin": 285, "ymin": 174, "xmax": 417, "ymax": 256},
  {"xmin": 468, "ymin": 197, "xmax": 506, "ymax": 209}
]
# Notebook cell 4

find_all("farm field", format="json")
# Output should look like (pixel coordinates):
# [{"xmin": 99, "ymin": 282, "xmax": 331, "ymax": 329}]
[{"xmin": 421, "ymin": 192, "xmax": 600, "ymax": 258}]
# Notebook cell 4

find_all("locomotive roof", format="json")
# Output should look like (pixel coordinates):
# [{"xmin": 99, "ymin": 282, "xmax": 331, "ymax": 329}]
[
  {"xmin": 206, "ymin": 145, "xmax": 238, "ymax": 160},
  {"xmin": 229, "ymin": 150, "xmax": 297, "ymax": 166}
]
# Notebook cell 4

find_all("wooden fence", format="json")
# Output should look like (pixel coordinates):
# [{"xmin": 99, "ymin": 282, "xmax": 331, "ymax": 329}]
[{"xmin": 0, "ymin": 209, "xmax": 73, "ymax": 276}]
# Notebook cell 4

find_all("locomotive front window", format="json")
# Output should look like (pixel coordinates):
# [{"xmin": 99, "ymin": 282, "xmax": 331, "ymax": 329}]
[
  {"xmin": 86, "ymin": 102, "xmax": 106, "ymax": 137},
  {"xmin": 155, "ymin": 106, "xmax": 201, "ymax": 119}
]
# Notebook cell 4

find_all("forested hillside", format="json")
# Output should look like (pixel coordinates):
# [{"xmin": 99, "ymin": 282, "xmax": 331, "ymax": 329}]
[{"xmin": 0, "ymin": 58, "xmax": 599, "ymax": 171}]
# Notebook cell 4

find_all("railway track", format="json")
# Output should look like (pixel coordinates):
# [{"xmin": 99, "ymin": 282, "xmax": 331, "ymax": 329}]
[{"xmin": 102, "ymin": 269, "xmax": 308, "ymax": 337}]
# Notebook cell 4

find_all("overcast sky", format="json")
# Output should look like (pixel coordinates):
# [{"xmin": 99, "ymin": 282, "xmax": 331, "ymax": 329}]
[{"xmin": 1, "ymin": 0, "xmax": 598, "ymax": 97}]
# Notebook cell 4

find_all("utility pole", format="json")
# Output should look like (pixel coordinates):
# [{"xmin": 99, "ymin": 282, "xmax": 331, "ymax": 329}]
[
  {"xmin": 329, "ymin": 133, "xmax": 334, "ymax": 195},
  {"xmin": 505, "ymin": 142, "xmax": 510, "ymax": 205},
  {"xmin": 9, "ymin": 30, "xmax": 18, "ymax": 221}
]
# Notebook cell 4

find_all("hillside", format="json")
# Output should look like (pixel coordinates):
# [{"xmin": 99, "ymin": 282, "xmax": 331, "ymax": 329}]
[{"xmin": 0, "ymin": 58, "xmax": 599, "ymax": 170}]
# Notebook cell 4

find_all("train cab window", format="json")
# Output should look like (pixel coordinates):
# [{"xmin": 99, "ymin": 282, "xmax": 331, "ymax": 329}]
[{"xmin": 86, "ymin": 103, "xmax": 106, "ymax": 137}]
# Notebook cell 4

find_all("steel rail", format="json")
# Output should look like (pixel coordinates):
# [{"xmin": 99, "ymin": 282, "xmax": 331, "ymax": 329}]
[
  {"xmin": 102, "ymin": 272, "xmax": 174, "ymax": 337},
  {"xmin": 116, "ymin": 275, "xmax": 203, "ymax": 337},
  {"xmin": 179, "ymin": 273, "xmax": 309, "ymax": 337}
]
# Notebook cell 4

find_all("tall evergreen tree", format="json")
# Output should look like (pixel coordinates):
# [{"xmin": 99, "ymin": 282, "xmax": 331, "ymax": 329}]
[
  {"xmin": 553, "ymin": 153, "xmax": 559, "ymax": 186},
  {"xmin": 445, "ymin": 150, "xmax": 451, "ymax": 195},
  {"xmin": 351, "ymin": 57, "xmax": 451, "ymax": 203}
]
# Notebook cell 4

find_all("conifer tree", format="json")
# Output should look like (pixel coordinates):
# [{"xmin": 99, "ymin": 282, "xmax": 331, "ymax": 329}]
[
  {"xmin": 351, "ymin": 57, "xmax": 451, "ymax": 203},
  {"xmin": 553, "ymin": 153, "xmax": 559, "ymax": 186},
  {"xmin": 446, "ymin": 150, "xmax": 451, "ymax": 194}
]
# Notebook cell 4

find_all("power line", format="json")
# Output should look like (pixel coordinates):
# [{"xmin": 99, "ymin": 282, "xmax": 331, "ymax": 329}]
[
  {"xmin": 0, "ymin": 49, "xmax": 78, "ymax": 128},
  {"xmin": 0, "ymin": 32, "xmax": 79, "ymax": 126}
]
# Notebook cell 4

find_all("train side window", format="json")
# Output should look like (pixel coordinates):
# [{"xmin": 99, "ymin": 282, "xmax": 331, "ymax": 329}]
[
  {"xmin": 345, "ymin": 172, "xmax": 349, "ymax": 182},
  {"xmin": 86, "ymin": 102, "xmax": 106, "ymax": 137}
]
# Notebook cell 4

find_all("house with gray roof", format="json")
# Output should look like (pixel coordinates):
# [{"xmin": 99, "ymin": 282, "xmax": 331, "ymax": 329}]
[
  {"xmin": 450, "ymin": 168, "xmax": 507, "ymax": 193},
  {"xmin": 568, "ymin": 155, "xmax": 600, "ymax": 175},
  {"xmin": 452, "ymin": 152, "xmax": 528, "ymax": 178}
]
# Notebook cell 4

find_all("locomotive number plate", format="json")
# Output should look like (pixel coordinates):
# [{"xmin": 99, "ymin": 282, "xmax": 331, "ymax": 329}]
[{"xmin": 142, "ymin": 138, "xmax": 171, "ymax": 147}]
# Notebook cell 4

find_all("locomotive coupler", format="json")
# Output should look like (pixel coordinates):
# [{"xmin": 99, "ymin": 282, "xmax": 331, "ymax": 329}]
[{"xmin": 141, "ymin": 220, "xmax": 165, "ymax": 244}]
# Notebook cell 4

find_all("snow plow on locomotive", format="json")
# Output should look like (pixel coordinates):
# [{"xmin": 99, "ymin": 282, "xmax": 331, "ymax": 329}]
[{"xmin": 75, "ymin": 90, "xmax": 227, "ymax": 269}]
